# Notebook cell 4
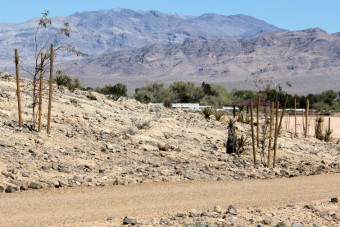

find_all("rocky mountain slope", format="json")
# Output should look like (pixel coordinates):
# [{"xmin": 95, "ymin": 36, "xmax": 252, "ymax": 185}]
[
  {"xmin": 0, "ymin": 8, "xmax": 283, "ymax": 68},
  {"xmin": 60, "ymin": 28, "xmax": 340, "ymax": 94}
]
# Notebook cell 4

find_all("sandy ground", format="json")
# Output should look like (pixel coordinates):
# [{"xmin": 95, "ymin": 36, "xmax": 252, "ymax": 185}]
[
  {"xmin": 282, "ymin": 116, "xmax": 340, "ymax": 139},
  {"xmin": 0, "ymin": 174, "xmax": 339, "ymax": 226}
]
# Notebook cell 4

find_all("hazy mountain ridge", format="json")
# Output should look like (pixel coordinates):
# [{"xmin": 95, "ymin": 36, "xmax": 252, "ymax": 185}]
[
  {"xmin": 60, "ymin": 28, "xmax": 340, "ymax": 94},
  {"xmin": 0, "ymin": 8, "xmax": 283, "ymax": 67}
]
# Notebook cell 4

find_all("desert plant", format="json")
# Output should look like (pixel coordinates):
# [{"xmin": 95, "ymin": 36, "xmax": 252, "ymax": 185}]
[
  {"xmin": 163, "ymin": 98, "xmax": 172, "ymax": 108},
  {"xmin": 226, "ymin": 118, "xmax": 238, "ymax": 154},
  {"xmin": 131, "ymin": 118, "xmax": 151, "ymax": 130},
  {"xmin": 237, "ymin": 134, "xmax": 249, "ymax": 154},
  {"xmin": 324, "ymin": 128, "xmax": 333, "ymax": 142},
  {"xmin": 213, "ymin": 110, "xmax": 225, "ymax": 121},
  {"xmin": 17, "ymin": 10, "xmax": 86, "ymax": 130},
  {"xmin": 54, "ymin": 70, "xmax": 81, "ymax": 92},
  {"xmin": 134, "ymin": 82, "xmax": 170, "ymax": 103},
  {"xmin": 315, "ymin": 116, "xmax": 324, "ymax": 140},
  {"xmin": 97, "ymin": 83, "xmax": 127, "ymax": 100},
  {"xmin": 237, "ymin": 105, "xmax": 246, "ymax": 122},
  {"xmin": 202, "ymin": 107, "xmax": 213, "ymax": 119},
  {"xmin": 54, "ymin": 70, "xmax": 71, "ymax": 88}
]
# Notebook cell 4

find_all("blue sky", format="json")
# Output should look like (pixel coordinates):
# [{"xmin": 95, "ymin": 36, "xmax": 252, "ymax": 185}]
[{"xmin": 0, "ymin": 0, "xmax": 339, "ymax": 33}]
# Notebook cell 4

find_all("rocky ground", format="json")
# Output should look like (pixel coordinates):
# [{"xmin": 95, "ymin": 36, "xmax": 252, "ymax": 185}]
[
  {"xmin": 118, "ymin": 200, "xmax": 340, "ymax": 227},
  {"xmin": 0, "ymin": 72, "xmax": 339, "ymax": 226}
]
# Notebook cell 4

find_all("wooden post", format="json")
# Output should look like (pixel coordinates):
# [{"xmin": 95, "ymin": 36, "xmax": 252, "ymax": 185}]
[
  {"xmin": 305, "ymin": 99, "xmax": 309, "ymax": 138},
  {"xmin": 47, "ymin": 44, "xmax": 54, "ymax": 134},
  {"xmin": 267, "ymin": 101, "xmax": 274, "ymax": 168},
  {"xmin": 277, "ymin": 96, "xmax": 289, "ymax": 136},
  {"xmin": 328, "ymin": 117, "xmax": 331, "ymax": 131},
  {"xmin": 294, "ymin": 97, "xmax": 297, "ymax": 136},
  {"xmin": 38, "ymin": 52, "xmax": 44, "ymax": 132},
  {"xmin": 256, "ymin": 94, "xmax": 260, "ymax": 148},
  {"xmin": 233, "ymin": 105, "xmax": 236, "ymax": 118},
  {"xmin": 273, "ymin": 101, "xmax": 280, "ymax": 168},
  {"xmin": 14, "ymin": 49, "xmax": 22, "ymax": 128},
  {"xmin": 250, "ymin": 101, "xmax": 256, "ymax": 167}
]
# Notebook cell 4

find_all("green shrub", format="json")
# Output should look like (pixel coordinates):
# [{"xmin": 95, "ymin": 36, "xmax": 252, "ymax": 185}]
[
  {"xmin": 214, "ymin": 110, "xmax": 225, "ymax": 121},
  {"xmin": 54, "ymin": 70, "xmax": 82, "ymax": 92},
  {"xmin": 202, "ymin": 107, "xmax": 213, "ymax": 119},
  {"xmin": 96, "ymin": 83, "xmax": 127, "ymax": 100},
  {"xmin": 324, "ymin": 128, "xmax": 333, "ymax": 142}
]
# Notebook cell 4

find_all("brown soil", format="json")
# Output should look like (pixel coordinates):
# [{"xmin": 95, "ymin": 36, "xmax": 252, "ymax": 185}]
[
  {"xmin": 0, "ymin": 174, "xmax": 339, "ymax": 226},
  {"xmin": 283, "ymin": 116, "xmax": 340, "ymax": 139}
]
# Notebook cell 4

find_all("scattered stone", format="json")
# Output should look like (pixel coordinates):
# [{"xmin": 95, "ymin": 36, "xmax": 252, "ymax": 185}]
[
  {"xmin": 106, "ymin": 143, "xmax": 114, "ymax": 150},
  {"xmin": 184, "ymin": 173, "xmax": 194, "ymax": 180},
  {"xmin": 21, "ymin": 172, "xmax": 30, "ymax": 177},
  {"xmin": 330, "ymin": 197, "xmax": 338, "ymax": 203},
  {"xmin": 225, "ymin": 217, "xmax": 238, "ymax": 223},
  {"xmin": 106, "ymin": 216, "xmax": 115, "ymax": 222},
  {"xmin": 158, "ymin": 142, "xmax": 170, "ymax": 151},
  {"xmin": 276, "ymin": 221, "xmax": 286, "ymax": 227},
  {"xmin": 304, "ymin": 204, "xmax": 316, "ymax": 210},
  {"xmin": 28, "ymin": 182, "xmax": 43, "ymax": 190},
  {"xmin": 123, "ymin": 216, "xmax": 137, "ymax": 225},
  {"xmin": 175, "ymin": 213, "xmax": 185, "ymax": 218},
  {"xmin": 5, "ymin": 185, "xmax": 16, "ymax": 193},
  {"xmin": 213, "ymin": 205, "xmax": 223, "ymax": 214},
  {"xmin": 227, "ymin": 205, "xmax": 238, "ymax": 215},
  {"xmin": 291, "ymin": 223, "xmax": 303, "ymax": 227},
  {"xmin": 201, "ymin": 211, "xmax": 215, "ymax": 217},
  {"xmin": 261, "ymin": 219, "xmax": 271, "ymax": 225}
]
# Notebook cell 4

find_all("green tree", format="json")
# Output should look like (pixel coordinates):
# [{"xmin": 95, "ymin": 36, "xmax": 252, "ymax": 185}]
[
  {"xmin": 169, "ymin": 81, "xmax": 204, "ymax": 103},
  {"xmin": 200, "ymin": 84, "xmax": 232, "ymax": 108},
  {"xmin": 134, "ymin": 82, "xmax": 170, "ymax": 103},
  {"xmin": 231, "ymin": 90, "xmax": 257, "ymax": 100},
  {"xmin": 97, "ymin": 83, "xmax": 127, "ymax": 100}
]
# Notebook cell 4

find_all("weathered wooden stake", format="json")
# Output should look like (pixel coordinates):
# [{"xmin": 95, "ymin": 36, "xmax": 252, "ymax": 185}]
[
  {"xmin": 47, "ymin": 44, "xmax": 54, "ymax": 134},
  {"xmin": 38, "ymin": 52, "xmax": 44, "ymax": 132},
  {"xmin": 328, "ymin": 117, "xmax": 331, "ymax": 131},
  {"xmin": 305, "ymin": 99, "xmax": 309, "ymax": 137},
  {"xmin": 250, "ymin": 101, "xmax": 256, "ymax": 167},
  {"xmin": 14, "ymin": 49, "xmax": 22, "ymax": 128},
  {"xmin": 267, "ymin": 101, "xmax": 274, "ymax": 168},
  {"xmin": 273, "ymin": 101, "xmax": 280, "ymax": 168},
  {"xmin": 277, "ymin": 96, "xmax": 289, "ymax": 135},
  {"xmin": 294, "ymin": 97, "xmax": 297, "ymax": 136},
  {"xmin": 256, "ymin": 94, "xmax": 260, "ymax": 148}
]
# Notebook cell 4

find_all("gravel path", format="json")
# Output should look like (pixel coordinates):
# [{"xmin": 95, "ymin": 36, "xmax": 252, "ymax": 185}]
[{"xmin": 0, "ymin": 173, "xmax": 339, "ymax": 226}]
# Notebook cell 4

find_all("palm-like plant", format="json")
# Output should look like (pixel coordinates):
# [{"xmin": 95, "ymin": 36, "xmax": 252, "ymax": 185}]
[
  {"xmin": 315, "ymin": 116, "xmax": 324, "ymax": 140},
  {"xmin": 202, "ymin": 107, "xmax": 213, "ymax": 119},
  {"xmin": 226, "ymin": 118, "xmax": 237, "ymax": 154}
]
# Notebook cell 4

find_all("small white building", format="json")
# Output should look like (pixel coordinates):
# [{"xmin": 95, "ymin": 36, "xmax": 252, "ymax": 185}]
[{"xmin": 171, "ymin": 103, "xmax": 200, "ymax": 110}]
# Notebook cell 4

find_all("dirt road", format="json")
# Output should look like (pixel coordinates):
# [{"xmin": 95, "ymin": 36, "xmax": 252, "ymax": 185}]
[{"xmin": 0, "ymin": 174, "xmax": 339, "ymax": 226}]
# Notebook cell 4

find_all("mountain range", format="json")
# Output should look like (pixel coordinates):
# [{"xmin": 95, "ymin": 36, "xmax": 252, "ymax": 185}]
[
  {"xmin": 1, "ymin": 8, "xmax": 339, "ymax": 94},
  {"xmin": 61, "ymin": 28, "xmax": 340, "ymax": 94},
  {"xmin": 0, "ymin": 8, "xmax": 282, "ymax": 64}
]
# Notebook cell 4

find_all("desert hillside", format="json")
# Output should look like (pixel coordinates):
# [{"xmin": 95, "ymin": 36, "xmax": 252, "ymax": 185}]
[{"xmin": 0, "ymin": 72, "xmax": 339, "ymax": 226}]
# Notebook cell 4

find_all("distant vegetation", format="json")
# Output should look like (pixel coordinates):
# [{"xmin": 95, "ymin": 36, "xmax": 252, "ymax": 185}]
[
  {"xmin": 54, "ymin": 73, "xmax": 340, "ymax": 111},
  {"xmin": 133, "ymin": 81, "xmax": 340, "ymax": 111},
  {"xmin": 263, "ymin": 87, "xmax": 340, "ymax": 111}
]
